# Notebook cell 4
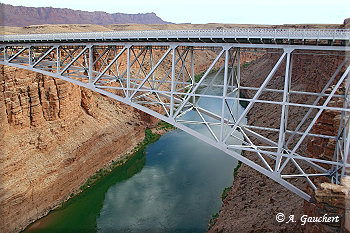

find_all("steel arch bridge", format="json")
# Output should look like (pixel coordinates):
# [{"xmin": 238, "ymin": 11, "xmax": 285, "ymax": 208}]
[{"xmin": 1, "ymin": 28, "xmax": 350, "ymax": 201}]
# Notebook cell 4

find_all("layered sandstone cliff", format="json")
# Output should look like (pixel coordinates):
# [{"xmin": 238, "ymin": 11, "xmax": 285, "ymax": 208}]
[{"xmin": 0, "ymin": 65, "xmax": 159, "ymax": 232}]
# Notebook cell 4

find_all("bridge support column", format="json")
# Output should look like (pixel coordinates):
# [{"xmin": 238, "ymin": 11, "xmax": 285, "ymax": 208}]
[
  {"xmin": 126, "ymin": 45, "xmax": 131, "ymax": 99},
  {"xmin": 341, "ymin": 71, "xmax": 350, "ymax": 178},
  {"xmin": 236, "ymin": 48, "xmax": 240, "ymax": 120},
  {"xmin": 56, "ymin": 46, "xmax": 60, "ymax": 73},
  {"xmin": 275, "ymin": 49, "xmax": 293, "ymax": 173},
  {"xmin": 170, "ymin": 46, "xmax": 177, "ymax": 117},
  {"xmin": 190, "ymin": 47, "xmax": 195, "ymax": 105},
  {"xmin": 28, "ymin": 46, "xmax": 32, "ymax": 66},
  {"xmin": 220, "ymin": 48, "xmax": 230, "ymax": 142},
  {"xmin": 88, "ymin": 45, "xmax": 93, "ymax": 84}
]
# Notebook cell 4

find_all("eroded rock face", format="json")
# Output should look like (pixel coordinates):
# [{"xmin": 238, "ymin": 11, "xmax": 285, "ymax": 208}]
[
  {"xmin": 0, "ymin": 65, "xmax": 158, "ymax": 233},
  {"xmin": 302, "ymin": 179, "xmax": 350, "ymax": 233}
]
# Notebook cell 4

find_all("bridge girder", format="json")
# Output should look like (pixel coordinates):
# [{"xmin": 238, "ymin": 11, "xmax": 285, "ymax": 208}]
[{"xmin": 1, "ymin": 39, "xmax": 349, "ymax": 201}]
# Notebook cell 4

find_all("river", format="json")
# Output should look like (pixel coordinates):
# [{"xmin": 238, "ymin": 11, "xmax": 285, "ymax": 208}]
[{"xmin": 25, "ymin": 70, "xmax": 244, "ymax": 233}]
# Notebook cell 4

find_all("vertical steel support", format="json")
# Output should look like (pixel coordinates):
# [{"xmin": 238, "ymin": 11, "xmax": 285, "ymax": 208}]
[
  {"xmin": 83, "ymin": 48, "xmax": 88, "ymax": 75},
  {"xmin": 28, "ymin": 46, "xmax": 32, "ymax": 65},
  {"xmin": 236, "ymin": 48, "xmax": 240, "ymax": 120},
  {"xmin": 115, "ymin": 48, "xmax": 120, "ymax": 77},
  {"xmin": 126, "ymin": 45, "xmax": 131, "ymax": 98},
  {"xmin": 181, "ymin": 50, "xmax": 186, "ymax": 88},
  {"xmin": 236, "ymin": 48, "xmax": 240, "ymax": 88},
  {"xmin": 56, "ymin": 46, "xmax": 60, "ymax": 73},
  {"xmin": 191, "ymin": 47, "xmax": 195, "ymax": 105},
  {"xmin": 276, "ymin": 49, "xmax": 292, "ymax": 172},
  {"xmin": 341, "ymin": 73, "xmax": 350, "ymax": 178},
  {"xmin": 170, "ymin": 46, "xmax": 176, "ymax": 117},
  {"xmin": 88, "ymin": 45, "xmax": 93, "ymax": 84},
  {"xmin": 342, "ymin": 118, "xmax": 350, "ymax": 178},
  {"xmin": 150, "ymin": 46, "xmax": 155, "ymax": 84},
  {"xmin": 220, "ymin": 48, "xmax": 229, "ymax": 142}
]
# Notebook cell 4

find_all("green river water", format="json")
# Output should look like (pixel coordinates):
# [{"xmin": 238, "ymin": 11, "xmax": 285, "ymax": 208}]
[{"xmin": 24, "ymin": 71, "xmax": 244, "ymax": 233}]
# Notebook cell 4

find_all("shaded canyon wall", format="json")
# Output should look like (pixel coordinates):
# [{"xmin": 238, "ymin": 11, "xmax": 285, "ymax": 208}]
[{"xmin": 210, "ymin": 50, "xmax": 349, "ymax": 232}]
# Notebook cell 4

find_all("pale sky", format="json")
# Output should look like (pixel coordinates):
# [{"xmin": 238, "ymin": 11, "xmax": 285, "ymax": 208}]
[{"xmin": 2, "ymin": 0, "xmax": 349, "ymax": 25}]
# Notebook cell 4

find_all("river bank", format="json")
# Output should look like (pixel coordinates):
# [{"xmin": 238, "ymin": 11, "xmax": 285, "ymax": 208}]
[
  {"xmin": 66, "ymin": 126, "xmax": 165, "ymax": 201},
  {"xmin": 23, "ymin": 122, "xmax": 171, "ymax": 232}
]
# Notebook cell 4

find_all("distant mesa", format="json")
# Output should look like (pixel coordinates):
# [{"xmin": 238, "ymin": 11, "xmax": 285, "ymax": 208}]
[
  {"xmin": 344, "ymin": 18, "xmax": 350, "ymax": 28},
  {"xmin": 0, "ymin": 3, "xmax": 172, "ymax": 27}
]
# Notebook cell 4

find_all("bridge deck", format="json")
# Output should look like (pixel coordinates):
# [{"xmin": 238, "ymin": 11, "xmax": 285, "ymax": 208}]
[{"xmin": 1, "ymin": 28, "xmax": 350, "ymax": 46}]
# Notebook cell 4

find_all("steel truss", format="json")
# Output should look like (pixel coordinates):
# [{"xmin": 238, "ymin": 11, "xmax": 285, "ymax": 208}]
[{"xmin": 1, "ymin": 40, "xmax": 349, "ymax": 201}]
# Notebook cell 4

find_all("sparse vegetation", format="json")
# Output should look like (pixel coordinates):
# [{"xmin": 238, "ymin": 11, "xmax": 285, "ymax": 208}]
[
  {"xmin": 144, "ymin": 128, "xmax": 160, "ymax": 145},
  {"xmin": 221, "ymin": 186, "xmax": 232, "ymax": 201},
  {"xmin": 208, "ymin": 212, "xmax": 219, "ymax": 230},
  {"xmin": 76, "ymin": 128, "xmax": 160, "ymax": 195},
  {"xmin": 234, "ymin": 161, "xmax": 242, "ymax": 178},
  {"xmin": 193, "ymin": 67, "xmax": 220, "ymax": 83},
  {"xmin": 157, "ymin": 121, "xmax": 175, "ymax": 130},
  {"xmin": 242, "ymin": 62, "xmax": 251, "ymax": 68},
  {"xmin": 208, "ymin": 160, "xmax": 242, "ymax": 230}
]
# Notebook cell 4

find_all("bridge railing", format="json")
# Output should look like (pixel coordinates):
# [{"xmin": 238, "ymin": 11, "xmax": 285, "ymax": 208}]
[{"xmin": 1, "ymin": 28, "xmax": 350, "ymax": 42}]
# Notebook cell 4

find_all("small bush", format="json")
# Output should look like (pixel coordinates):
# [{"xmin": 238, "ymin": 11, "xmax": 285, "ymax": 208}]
[
  {"xmin": 221, "ymin": 186, "xmax": 232, "ymax": 201},
  {"xmin": 242, "ymin": 62, "xmax": 251, "ymax": 68}
]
